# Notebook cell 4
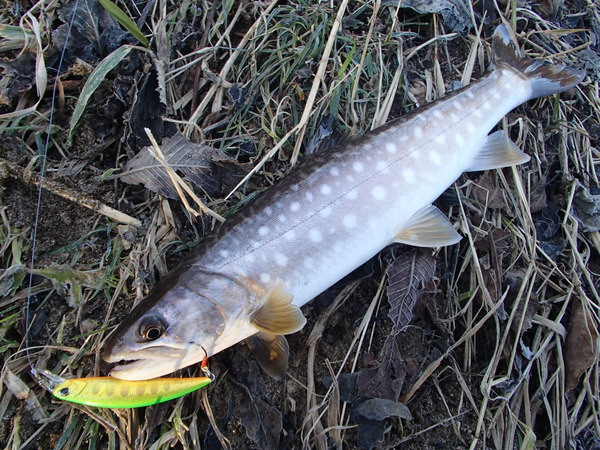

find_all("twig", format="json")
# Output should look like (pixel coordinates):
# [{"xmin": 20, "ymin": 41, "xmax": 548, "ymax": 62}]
[{"xmin": 0, "ymin": 158, "xmax": 142, "ymax": 227}]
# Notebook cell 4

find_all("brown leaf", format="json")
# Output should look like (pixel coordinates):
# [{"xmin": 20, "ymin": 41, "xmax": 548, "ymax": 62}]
[
  {"xmin": 357, "ymin": 336, "xmax": 406, "ymax": 401},
  {"xmin": 386, "ymin": 249, "xmax": 436, "ymax": 333},
  {"xmin": 565, "ymin": 299, "xmax": 599, "ymax": 392},
  {"xmin": 121, "ymin": 132, "xmax": 236, "ymax": 198},
  {"xmin": 472, "ymin": 171, "xmax": 506, "ymax": 209}
]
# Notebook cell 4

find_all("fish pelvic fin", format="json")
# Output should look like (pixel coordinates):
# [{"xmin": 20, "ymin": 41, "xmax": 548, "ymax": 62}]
[
  {"xmin": 467, "ymin": 130, "xmax": 530, "ymax": 171},
  {"xmin": 492, "ymin": 24, "xmax": 586, "ymax": 99},
  {"xmin": 245, "ymin": 332, "xmax": 289, "ymax": 380},
  {"xmin": 394, "ymin": 205, "xmax": 462, "ymax": 247},
  {"xmin": 250, "ymin": 278, "xmax": 306, "ymax": 334}
]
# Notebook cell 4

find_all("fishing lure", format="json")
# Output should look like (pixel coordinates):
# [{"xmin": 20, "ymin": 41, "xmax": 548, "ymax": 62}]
[{"xmin": 33, "ymin": 366, "xmax": 213, "ymax": 408}]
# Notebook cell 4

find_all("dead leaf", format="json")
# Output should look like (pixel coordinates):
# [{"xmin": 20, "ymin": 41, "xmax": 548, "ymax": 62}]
[
  {"xmin": 121, "ymin": 132, "xmax": 238, "ymax": 199},
  {"xmin": 472, "ymin": 171, "xmax": 506, "ymax": 210},
  {"xmin": 571, "ymin": 183, "xmax": 600, "ymax": 232},
  {"xmin": 354, "ymin": 398, "xmax": 412, "ymax": 421},
  {"xmin": 386, "ymin": 249, "xmax": 436, "ymax": 332},
  {"xmin": 350, "ymin": 398, "xmax": 412, "ymax": 450},
  {"xmin": 401, "ymin": 0, "xmax": 474, "ymax": 34},
  {"xmin": 357, "ymin": 336, "xmax": 406, "ymax": 401},
  {"xmin": 565, "ymin": 298, "xmax": 599, "ymax": 392}
]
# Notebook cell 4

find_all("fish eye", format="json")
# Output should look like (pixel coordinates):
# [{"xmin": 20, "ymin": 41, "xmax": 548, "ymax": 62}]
[
  {"xmin": 59, "ymin": 387, "xmax": 70, "ymax": 397},
  {"xmin": 139, "ymin": 317, "xmax": 166, "ymax": 341}
]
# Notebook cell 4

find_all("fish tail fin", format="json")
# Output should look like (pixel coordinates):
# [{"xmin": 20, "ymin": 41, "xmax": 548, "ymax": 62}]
[{"xmin": 492, "ymin": 24, "xmax": 586, "ymax": 100}]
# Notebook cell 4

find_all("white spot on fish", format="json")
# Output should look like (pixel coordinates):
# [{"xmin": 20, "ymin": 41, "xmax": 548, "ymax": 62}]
[
  {"xmin": 259, "ymin": 226, "xmax": 269, "ymax": 236},
  {"xmin": 329, "ymin": 167, "xmax": 340, "ymax": 177},
  {"xmin": 343, "ymin": 214, "xmax": 357, "ymax": 229},
  {"xmin": 429, "ymin": 151, "xmax": 442, "ymax": 165},
  {"xmin": 376, "ymin": 160, "xmax": 387, "ymax": 171},
  {"xmin": 320, "ymin": 184, "xmax": 332, "ymax": 195},
  {"xmin": 260, "ymin": 273, "xmax": 271, "ymax": 283},
  {"xmin": 402, "ymin": 169, "xmax": 416, "ymax": 184},
  {"xmin": 246, "ymin": 254, "xmax": 255, "ymax": 263},
  {"xmin": 466, "ymin": 90, "xmax": 475, "ymax": 99},
  {"xmin": 434, "ymin": 134, "xmax": 446, "ymax": 144},
  {"xmin": 219, "ymin": 250, "xmax": 230, "ymax": 258},
  {"xmin": 450, "ymin": 113, "xmax": 459, "ymax": 122},
  {"xmin": 474, "ymin": 108, "xmax": 483, "ymax": 118},
  {"xmin": 278, "ymin": 214, "xmax": 287, "ymax": 223},
  {"xmin": 283, "ymin": 230, "xmax": 296, "ymax": 241},
  {"xmin": 353, "ymin": 162, "xmax": 365, "ymax": 172},
  {"xmin": 345, "ymin": 189, "xmax": 359, "ymax": 200},
  {"xmin": 303, "ymin": 257, "xmax": 315, "ymax": 269},
  {"xmin": 400, "ymin": 135, "xmax": 409, "ymax": 142},
  {"xmin": 346, "ymin": 175, "xmax": 355, "ymax": 182},
  {"xmin": 274, "ymin": 253, "xmax": 288, "ymax": 267},
  {"xmin": 265, "ymin": 207, "xmax": 273, "ymax": 216},
  {"xmin": 413, "ymin": 127, "xmax": 423, "ymax": 138},
  {"xmin": 483, "ymin": 101, "xmax": 491, "ymax": 110},
  {"xmin": 290, "ymin": 202, "xmax": 300, "ymax": 212},
  {"xmin": 372, "ymin": 186, "xmax": 387, "ymax": 201},
  {"xmin": 385, "ymin": 143, "xmax": 397, "ymax": 154},
  {"xmin": 466, "ymin": 122, "xmax": 476, "ymax": 133},
  {"xmin": 433, "ymin": 110, "xmax": 444, "ymax": 119},
  {"xmin": 454, "ymin": 134, "xmax": 465, "ymax": 146},
  {"xmin": 319, "ymin": 206, "xmax": 332, "ymax": 218},
  {"xmin": 309, "ymin": 229, "xmax": 322, "ymax": 243}
]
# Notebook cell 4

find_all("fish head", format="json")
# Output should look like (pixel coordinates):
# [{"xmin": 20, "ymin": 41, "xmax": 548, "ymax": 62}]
[{"xmin": 103, "ymin": 268, "xmax": 254, "ymax": 380}]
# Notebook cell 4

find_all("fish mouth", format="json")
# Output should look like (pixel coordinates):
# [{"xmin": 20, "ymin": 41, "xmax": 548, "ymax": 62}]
[{"xmin": 104, "ymin": 347, "xmax": 192, "ymax": 380}]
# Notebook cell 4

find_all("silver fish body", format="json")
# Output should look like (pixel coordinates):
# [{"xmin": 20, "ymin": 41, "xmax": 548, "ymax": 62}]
[{"xmin": 104, "ymin": 26, "xmax": 585, "ymax": 380}]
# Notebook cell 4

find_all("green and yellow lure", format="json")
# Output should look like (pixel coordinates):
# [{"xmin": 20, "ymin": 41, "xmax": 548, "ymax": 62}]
[{"xmin": 33, "ymin": 368, "xmax": 212, "ymax": 408}]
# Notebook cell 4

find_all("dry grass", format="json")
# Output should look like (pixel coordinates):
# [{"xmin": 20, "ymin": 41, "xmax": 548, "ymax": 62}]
[{"xmin": 0, "ymin": 0, "xmax": 598, "ymax": 448}]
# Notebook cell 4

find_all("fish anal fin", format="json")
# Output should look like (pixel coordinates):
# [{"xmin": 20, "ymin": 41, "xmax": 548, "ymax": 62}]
[
  {"xmin": 250, "ymin": 278, "xmax": 306, "ymax": 334},
  {"xmin": 467, "ymin": 130, "xmax": 530, "ymax": 172},
  {"xmin": 245, "ymin": 332, "xmax": 289, "ymax": 380},
  {"xmin": 394, "ymin": 205, "xmax": 461, "ymax": 247}
]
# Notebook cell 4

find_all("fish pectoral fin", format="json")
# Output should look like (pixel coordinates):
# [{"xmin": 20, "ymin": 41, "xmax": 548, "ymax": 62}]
[
  {"xmin": 250, "ymin": 278, "xmax": 307, "ymax": 335},
  {"xmin": 467, "ymin": 130, "xmax": 530, "ymax": 171},
  {"xmin": 245, "ymin": 332, "xmax": 289, "ymax": 380},
  {"xmin": 394, "ymin": 205, "xmax": 462, "ymax": 247}
]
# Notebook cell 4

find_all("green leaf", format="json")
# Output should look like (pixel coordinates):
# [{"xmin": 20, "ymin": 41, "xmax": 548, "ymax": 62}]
[
  {"xmin": 68, "ymin": 45, "xmax": 135, "ymax": 144},
  {"xmin": 98, "ymin": 0, "xmax": 149, "ymax": 47}
]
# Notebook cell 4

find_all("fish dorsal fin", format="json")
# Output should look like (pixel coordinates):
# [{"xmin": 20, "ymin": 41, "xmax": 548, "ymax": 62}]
[
  {"xmin": 245, "ymin": 332, "xmax": 289, "ymax": 380},
  {"xmin": 394, "ymin": 205, "xmax": 462, "ymax": 247},
  {"xmin": 250, "ymin": 278, "xmax": 306, "ymax": 334},
  {"xmin": 467, "ymin": 130, "xmax": 530, "ymax": 172}
]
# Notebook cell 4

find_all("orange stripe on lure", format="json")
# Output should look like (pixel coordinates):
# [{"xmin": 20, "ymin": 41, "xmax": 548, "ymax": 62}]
[{"xmin": 32, "ymin": 361, "xmax": 213, "ymax": 409}]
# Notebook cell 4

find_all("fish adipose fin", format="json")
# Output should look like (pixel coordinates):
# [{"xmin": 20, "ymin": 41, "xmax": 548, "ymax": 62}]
[
  {"xmin": 245, "ymin": 332, "xmax": 289, "ymax": 380},
  {"xmin": 467, "ymin": 130, "xmax": 530, "ymax": 171},
  {"xmin": 250, "ymin": 278, "xmax": 306, "ymax": 334},
  {"xmin": 492, "ymin": 24, "xmax": 586, "ymax": 99},
  {"xmin": 394, "ymin": 205, "xmax": 461, "ymax": 247}
]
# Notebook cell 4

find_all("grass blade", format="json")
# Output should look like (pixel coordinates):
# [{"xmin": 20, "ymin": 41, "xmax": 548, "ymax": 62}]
[{"xmin": 98, "ymin": 0, "xmax": 149, "ymax": 47}]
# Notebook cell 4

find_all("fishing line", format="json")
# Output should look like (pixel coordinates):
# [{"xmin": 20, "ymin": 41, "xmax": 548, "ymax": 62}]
[{"xmin": 24, "ymin": 0, "xmax": 81, "ymax": 381}]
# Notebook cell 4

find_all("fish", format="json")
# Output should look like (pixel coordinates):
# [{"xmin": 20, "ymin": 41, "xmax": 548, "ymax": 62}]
[
  {"xmin": 103, "ymin": 25, "xmax": 585, "ymax": 381},
  {"xmin": 34, "ymin": 368, "xmax": 212, "ymax": 408}
]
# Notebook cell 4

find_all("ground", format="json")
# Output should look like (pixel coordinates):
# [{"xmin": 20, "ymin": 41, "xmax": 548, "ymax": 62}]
[{"xmin": 0, "ymin": 0, "xmax": 599, "ymax": 449}]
